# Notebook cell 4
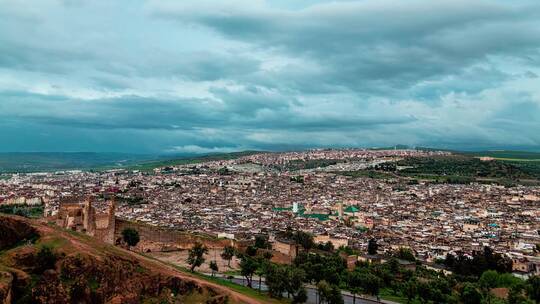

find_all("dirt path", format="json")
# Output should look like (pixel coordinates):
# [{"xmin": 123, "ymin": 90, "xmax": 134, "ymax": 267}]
[{"xmin": 35, "ymin": 223, "xmax": 267, "ymax": 304}]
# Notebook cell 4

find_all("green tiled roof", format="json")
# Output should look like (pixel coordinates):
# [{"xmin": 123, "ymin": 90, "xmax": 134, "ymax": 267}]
[
  {"xmin": 299, "ymin": 213, "xmax": 330, "ymax": 221},
  {"xmin": 344, "ymin": 205, "xmax": 360, "ymax": 213}
]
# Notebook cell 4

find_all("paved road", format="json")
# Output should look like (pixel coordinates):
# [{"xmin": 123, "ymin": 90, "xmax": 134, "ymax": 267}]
[{"xmin": 207, "ymin": 273, "xmax": 395, "ymax": 304}]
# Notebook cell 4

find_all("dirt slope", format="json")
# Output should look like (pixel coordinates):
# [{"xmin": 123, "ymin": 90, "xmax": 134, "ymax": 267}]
[{"xmin": 0, "ymin": 215, "xmax": 267, "ymax": 304}]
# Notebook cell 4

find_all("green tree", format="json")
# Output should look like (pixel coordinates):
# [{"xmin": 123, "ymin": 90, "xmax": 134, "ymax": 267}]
[
  {"xmin": 396, "ymin": 247, "xmax": 416, "ymax": 262},
  {"xmin": 254, "ymin": 235, "xmax": 270, "ymax": 249},
  {"xmin": 319, "ymin": 241, "xmax": 334, "ymax": 252},
  {"xmin": 362, "ymin": 273, "xmax": 381, "ymax": 297},
  {"xmin": 404, "ymin": 278, "xmax": 418, "ymax": 303},
  {"xmin": 348, "ymin": 272, "xmax": 364, "ymax": 304},
  {"xmin": 294, "ymin": 231, "xmax": 314, "ymax": 252},
  {"xmin": 265, "ymin": 264, "xmax": 288, "ymax": 298},
  {"xmin": 293, "ymin": 287, "xmax": 308, "ymax": 304},
  {"xmin": 317, "ymin": 280, "xmax": 332, "ymax": 304},
  {"xmin": 221, "ymin": 245, "xmax": 235, "ymax": 267},
  {"xmin": 285, "ymin": 266, "xmax": 306, "ymax": 300},
  {"xmin": 245, "ymin": 245, "xmax": 258, "ymax": 256},
  {"xmin": 239, "ymin": 255, "xmax": 258, "ymax": 288},
  {"xmin": 349, "ymin": 271, "xmax": 381, "ymax": 298},
  {"xmin": 526, "ymin": 276, "xmax": 540, "ymax": 303},
  {"xmin": 187, "ymin": 242, "xmax": 208, "ymax": 272},
  {"xmin": 479, "ymin": 270, "xmax": 499, "ymax": 297},
  {"xmin": 367, "ymin": 238, "xmax": 378, "ymax": 255},
  {"xmin": 209, "ymin": 260, "xmax": 218, "ymax": 277},
  {"xmin": 121, "ymin": 228, "xmax": 140, "ymax": 248},
  {"xmin": 508, "ymin": 282, "xmax": 528, "ymax": 304},
  {"xmin": 327, "ymin": 284, "xmax": 344, "ymax": 304},
  {"xmin": 461, "ymin": 282, "xmax": 482, "ymax": 304}
]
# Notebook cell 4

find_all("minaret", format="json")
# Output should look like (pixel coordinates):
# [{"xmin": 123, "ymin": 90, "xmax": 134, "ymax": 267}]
[{"xmin": 338, "ymin": 202, "xmax": 344, "ymax": 219}]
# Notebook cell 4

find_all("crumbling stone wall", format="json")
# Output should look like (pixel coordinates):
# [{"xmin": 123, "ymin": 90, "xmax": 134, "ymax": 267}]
[{"xmin": 114, "ymin": 219, "xmax": 234, "ymax": 252}]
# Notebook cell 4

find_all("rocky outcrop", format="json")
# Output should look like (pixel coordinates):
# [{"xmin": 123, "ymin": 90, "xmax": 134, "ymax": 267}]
[
  {"xmin": 0, "ymin": 215, "xmax": 232, "ymax": 304},
  {"xmin": 0, "ymin": 216, "xmax": 38, "ymax": 250},
  {"xmin": 0, "ymin": 272, "xmax": 13, "ymax": 304}
]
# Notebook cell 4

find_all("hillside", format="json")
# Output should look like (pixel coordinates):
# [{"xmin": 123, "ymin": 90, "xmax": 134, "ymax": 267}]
[
  {"xmin": 0, "ymin": 215, "xmax": 265, "ymax": 304},
  {"xmin": 0, "ymin": 153, "xmax": 153, "ymax": 173},
  {"xmin": 0, "ymin": 151, "xmax": 263, "ymax": 173}
]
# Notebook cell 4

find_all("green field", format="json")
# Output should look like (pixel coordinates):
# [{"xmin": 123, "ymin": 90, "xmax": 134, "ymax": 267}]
[
  {"xmin": 335, "ymin": 153, "xmax": 540, "ymax": 186},
  {"xmin": 334, "ymin": 170, "xmax": 396, "ymax": 179},
  {"xmin": 466, "ymin": 150, "xmax": 540, "ymax": 160}
]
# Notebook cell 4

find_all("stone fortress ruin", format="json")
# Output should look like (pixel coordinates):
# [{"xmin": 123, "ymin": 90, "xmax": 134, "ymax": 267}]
[
  {"xmin": 55, "ymin": 197, "xmax": 234, "ymax": 252},
  {"xmin": 55, "ymin": 197, "xmax": 116, "ymax": 244}
]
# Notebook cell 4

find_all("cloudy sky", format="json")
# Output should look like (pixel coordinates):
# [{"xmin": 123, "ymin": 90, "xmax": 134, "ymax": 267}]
[{"xmin": 1, "ymin": 0, "xmax": 540, "ymax": 153}]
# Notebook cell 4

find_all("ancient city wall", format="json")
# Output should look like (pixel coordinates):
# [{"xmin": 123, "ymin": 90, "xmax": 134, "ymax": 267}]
[{"xmin": 114, "ymin": 219, "xmax": 234, "ymax": 252}]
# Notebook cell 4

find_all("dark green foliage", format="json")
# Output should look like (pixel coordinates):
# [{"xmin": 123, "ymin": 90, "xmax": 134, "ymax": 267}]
[
  {"xmin": 121, "ymin": 228, "xmax": 140, "ymax": 247},
  {"xmin": 35, "ymin": 246, "xmax": 58, "ymax": 274},
  {"xmin": 294, "ymin": 252, "xmax": 347, "ymax": 285},
  {"xmin": 265, "ymin": 264, "xmax": 287, "ymax": 298},
  {"xmin": 336, "ymin": 245, "xmax": 355, "ymax": 255},
  {"xmin": 317, "ymin": 241, "xmax": 334, "ymax": 252},
  {"xmin": 254, "ymin": 235, "xmax": 271, "ymax": 249},
  {"xmin": 348, "ymin": 270, "xmax": 381, "ymax": 296},
  {"xmin": 444, "ymin": 247, "xmax": 513, "ymax": 277},
  {"xmin": 239, "ymin": 255, "xmax": 258, "ymax": 288},
  {"xmin": 367, "ymin": 238, "xmax": 378, "ymax": 255},
  {"xmin": 526, "ymin": 276, "xmax": 540, "ymax": 303},
  {"xmin": 292, "ymin": 287, "xmax": 308, "ymax": 304},
  {"xmin": 284, "ymin": 159, "xmax": 343, "ymax": 171},
  {"xmin": 460, "ymin": 282, "xmax": 482, "ymax": 304},
  {"xmin": 508, "ymin": 281, "xmax": 529, "ymax": 304},
  {"xmin": 220, "ymin": 245, "xmax": 235, "ymax": 267},
  {"xmin": 294, "ymin": 231, "xmax": 314, "ymax": 252},
  {"xmin": 245, "ymin": 245, "xmax": 258, "ymax": 257},
  {"xmin": 317, "ymin": 280, "xmax": 344, "ymax": 304},
  {"xmin": 0, "ymin": 204, "xmax": 43, "ymax": 218},
  {"xmin": 264, "ymin": 264, "xmax": 306, "ymax": 300},
  {"xmin": 395, "ymin": 247, "xmax": 416, "ymax": 262},
  {"xmin": 217, "ymin": 167, "xmax": 231, "ymax": 175},
  {"xmin": 334, "ymin": 170, "xmax": 394, "ymax": 179},
  {"xmin": 209, "ymin": 260, "xmax": 218, "ymax": 277},
  {"xmin": 186, "ymin": 242, "xmax": 208, "ymax": 272},
  {"xmin": 397, "ymin": 155, "xmax": 534, "ymax": 179}
]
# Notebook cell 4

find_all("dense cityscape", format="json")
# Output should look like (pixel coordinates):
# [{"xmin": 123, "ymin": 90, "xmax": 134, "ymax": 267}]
[{"xmin": 2, "ymin": 149, "xmax": 539, "ymax": 280}]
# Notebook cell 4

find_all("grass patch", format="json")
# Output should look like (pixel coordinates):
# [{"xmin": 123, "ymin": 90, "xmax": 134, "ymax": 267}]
[
  {"xmin": 88, "ymin": 277, "xmax": 100, "ymax": 291},
  {"xmin": 334, "ymin": 170, "xmax": 396, "ymax": 179},
  {"xmin": 223, "ymin": 269, "xmax": 242, "ymax": 276},
  {"xmin": 38, "ymin": 236, "xmax": 68, "ymax": 249},
  {"xmin": 379, "ymin": 288, "xmax": 408, "ymax": 303},
  {"xmin": 139, "ymin": 253, "xmax": 285, "ymax": 304}
]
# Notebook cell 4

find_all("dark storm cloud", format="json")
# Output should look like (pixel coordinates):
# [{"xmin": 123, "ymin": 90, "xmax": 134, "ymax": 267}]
[
  {"xmin": 0, "ymin": 0, "xmax": 539, "ymax": 152},
  {"xmin": 151, "ymin": 0, "xmax": 540, "ymax": 94}
]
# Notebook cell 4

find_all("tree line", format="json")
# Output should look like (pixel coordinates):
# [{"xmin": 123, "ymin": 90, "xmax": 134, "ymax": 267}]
[{"xmin": 183, "ymin": 231, "xmax": 540, "ymax": 304}]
